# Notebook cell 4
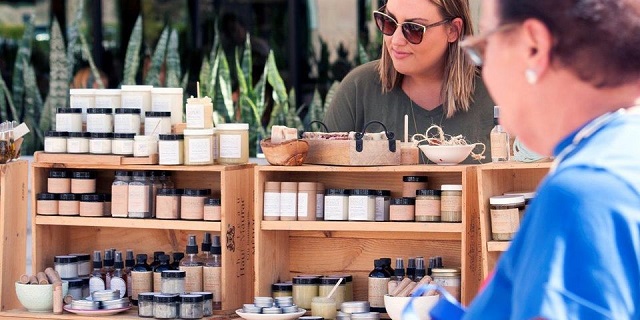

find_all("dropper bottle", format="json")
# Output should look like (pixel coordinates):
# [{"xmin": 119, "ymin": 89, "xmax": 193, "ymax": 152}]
[{"xmin": 180, "ymin": 234, "xmax": 204, "ymax": 292}]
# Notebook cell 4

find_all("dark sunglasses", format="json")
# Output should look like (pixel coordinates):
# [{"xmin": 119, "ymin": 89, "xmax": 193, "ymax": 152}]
[{"xmin": 373, "ymin": 5, "xmax": 450, "ymax": 45}]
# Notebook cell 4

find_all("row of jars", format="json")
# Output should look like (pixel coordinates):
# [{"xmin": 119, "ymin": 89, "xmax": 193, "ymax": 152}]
[{"xmin": 489, "ymin": 191, "xmax": 535, "ymax": 241}]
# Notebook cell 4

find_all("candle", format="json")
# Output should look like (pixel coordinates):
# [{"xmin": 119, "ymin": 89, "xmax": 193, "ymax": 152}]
[{"xmin": 404, "ymin": 114, "xmax": 409, "ymax": 143}]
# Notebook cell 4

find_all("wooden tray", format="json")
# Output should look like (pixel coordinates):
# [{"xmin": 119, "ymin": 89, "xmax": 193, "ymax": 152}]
[
  {"xmin": 33, "ymin": 151, "xmax": 158, "ymax": 165},
  {"xmin": 302, "ymin": 139, "xmax": 401, "ymax": 166}
]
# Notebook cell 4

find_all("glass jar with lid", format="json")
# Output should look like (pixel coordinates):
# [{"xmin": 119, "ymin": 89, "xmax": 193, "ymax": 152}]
[
  {"xmin": 271, "ymin": 282, "xmax": 293, "ymax": 298},
  {"xmin": 158, "ymin": 134, "xmax": 184, "ymax": 165},
  {"xmin": 440, "ymin": 184, "xmax": 463, "ymax": 222},
  {"xmin": 44, "ymin": 131, "xmax": 68, "ymax": 153},
  {"xmin": 180, "ymin": 294, "xmax": 204, "ymax": 319},
  {"xmin": 114, "ymin": 108, "xmax": 141, "ymax": 134},
  {"xmin": 319, "ymin": 277, "xmax": 346, "ymax": 307},
  {"xmin": 112, "ymin": 133, "xmax": 135, "ymax": 156},
  {"xmin": 184, "ymin": 128, "xmax": 216, "ymax": 165},
  {"xmin": 216, "ymin": 123, "xmax": 249, "ymax": 164},
  {"xmin": 67, "ymin": 132, "xmax": 90, "ymax": 154},
  {"xmin": 111, "ymin": 171, "xmax": 131, "ymax": 218},
  {"xmin": 55, "ymin": 107, "xmax": 83, "ymax": 132},
  {"xmin": 86, "ymin": 107, "xmax": 113, "ymax": 133},
  {"xmin": 89, "ymin": 132, "xmax": 113, "ymax": 154},
  {"xmin": 415, "ymin": 189, "xmax": 442, "ymax": 222},
  {"xmin": 145, "ymin": 111, "xmax": 172, "ymax": 137},
  {"xmin": 431, "ymin": 268, "xmax": 461, "ymax": 301},
  {"xmin": 489, "ymin": 195, "xmax": 525, "ymax": 240},
  {"xmin": 292, "ymin": 276, "xmax": 320, "ymax": 309},
  {"xmin": 153, "ymin": 294, "xmax": 179, "ymax": 319},
  {"xmin": 161, "ymin": 270, "xmax": 186, "ymax": 294},
  {"xmin": 181, "ymin": 189, "xmax": 211, "ymax": 220}
]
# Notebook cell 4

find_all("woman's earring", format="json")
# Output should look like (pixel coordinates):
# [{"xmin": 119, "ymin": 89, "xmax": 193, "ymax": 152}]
[{"xmin": 525, "ymin": 69, "xmax": 538, "ymax": 84}]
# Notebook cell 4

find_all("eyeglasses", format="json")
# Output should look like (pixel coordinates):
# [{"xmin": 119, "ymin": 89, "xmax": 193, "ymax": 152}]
[
  {"xmin": 460, "ymin": 23, "xmax": 518, "ymax": 66},
  {"xmin": 373, "ymin": 5, "xmax": 450, "ymax": 45}
]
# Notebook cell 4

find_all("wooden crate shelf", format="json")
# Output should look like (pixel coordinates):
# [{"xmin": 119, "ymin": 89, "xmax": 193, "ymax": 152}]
[{"xmin": 254, "ymin": 164, "xmax": 482, "ymax": 305}]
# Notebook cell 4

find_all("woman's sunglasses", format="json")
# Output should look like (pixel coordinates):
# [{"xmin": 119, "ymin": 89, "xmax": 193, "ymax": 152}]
[{"xmin": 373, "ymin": 5, "xmax": 450, "ymax": 45}]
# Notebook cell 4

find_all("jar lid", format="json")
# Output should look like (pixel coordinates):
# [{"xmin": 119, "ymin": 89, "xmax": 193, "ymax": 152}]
[
  {"xmin": 37, "ymin": 193, "xmax": 57, "ymax": 201},
  {"xmin": 56, "ymin": 107, "xmax": 82, "ymax": 114},
  {"xmin": 157, "ymin": 188, "xmax": 183, "ymax": 196},
  {"xmin": 349, "ymin": 189, "xmax": 375, "ymax": 196},
  {"xmin": 320, "ymin": 277, "xmax": 345, "ymax": 285},
  {"xmin": 441, "ymin": 184, "xmax": 463, "ymax": 191},
  {"xmin": 183, "ymin": 188, "xmax": 211, "ymax": 196},
  {"xmin": 292, "ymin": 276, "xmax": 320, "ymax": 285},
  {"xmin": 180, "ymin": 294, "xmax": 204, "ymax": 303},
  {"xmin": 95, "ymin": 89, "xmax": 121, "ymax": 95},
  {"xmin": 325, "ymin": 188, "xmax": 349, "ymax": 196},
  {"xmin": 67, "ymin": 253, "xmax": 90, "ymax": 261},
  {"xmin": 114, "ymin": 108, "xmax": 141, "ymax": 114},
  {"xmin": 189, "ymin": 292, "xmax": 213, "ymax": 300},
  {"xmin": 431, "ymin": 267, "xmax": 461, "ymax": 275},
  {"xmin": 161, "ymin": 270, "xmax": 186, "ymax": 278},
  {"xmin": 59, "ymin": 193, "xmax": 78, "ymax": 201},
  {"xmin": 391, "ymin": 197, "xmax": 415, "ymax": 205},
  {"xmin": 151, "ymin": 87, "xmax": 183, "ymax": 94},
  {"xmin": 503, "ymin": 191, "xmax": 536, "ymax": 199},
  {"xmin": 205, "ymin": 198, "xmax": 221, "ymax": 206},
  {"xmin": 216, "ymin": 123, "xmax": 249, "ymax": 130},
  {"xmin": 183, "ymin": 128, "xmax": 215, "ymax": 136},
  {"xmin": 271, "ymin": 283, "xmax": 293, "ymax": 291},
  {"xmin": 69, "ymin": 88, "xmax": 96, "ymax": 94},
  {"xmin": 403, "ymin": 176, "xmax": 428, "ymax": 182},
  {"xmin": 80, "ymin": 193, "xmax": 104, "ymax": 202},
  {"xmin": 145, "ymin": 111, "xmax": 171, "ymax": 117},
  {"xmin": 340, "ymin": 301, "xmax": 370, "ymax": 313},
  {"xmin": 49, "ymin": 170, "xmax": 69, "ymax": 178},
  {"xmin": 489, "ymin": 195, "xmax": 525, "ymax": 205},
  {"xmin": 416, "ymin": 189, "xmax": 442, "ymax": 196},
  {"xmin": 132, "ymin": 171, "xmax": 148, "ymax": 177},
  {"xmin": 153, "ymin": 294, "xmax": 179, "ymax": 303},
  {"xmin": 68, "ymin": 132, "xmax": 90, "ymax": 138},
  {"xmin": 113, "ymin": 133, "xmax": 136, "ymax": 139},
  {"xmin": 374, "ymin": 190, "xmax": 391, "ymax": 197},
  {"xmin": 327, "ymin": 274, "xmax": 353, "ymax": 282},
  {"xmin": 54, "ymin": 255, "xmax": 78, "ymax": 264},
  {"xmin": 159, "ymin": 134, "xmax": 184, "ymax": 141},
  {"xmin": 121, "ymin": 85, "xmax": 153, "ymax": 91},
  {"xmin": 90, "ymin": 132, "xmax": 114, "ymax": 139},
  {"xmin": 72, "ymin": 171, "xmax": 95, "ymax": 179},
  {"xmin": 87, "ymin": 107, "xmax": 113, "ymax": 114},
  {"xmin": 138, "ymin": 292, "xmax": 156, "ymax": 301},
  {"xmin": 45, "ymin": 131, "xmax": 69, "ymax": 137},
  {"xmin": 67, "ymin": 278, "xmax": 84, "ymax": 287},
  {"xmin": 114, "ymin": 170, "xmax": 131, "ymax": 177}
]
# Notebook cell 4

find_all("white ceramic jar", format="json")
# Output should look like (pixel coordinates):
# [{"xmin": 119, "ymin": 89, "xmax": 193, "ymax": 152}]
[
  {"xmin": 67, "ymin": 132, "xmax": 91, "ymax": 154},
  {"xmin": 89, "ymin": 132, "xmax": 113, "ymax": 154},
  {"xmin": 112, "ymin": 133, "xmax": 136, "ymax": 156},
  {"xmin": 44, "ymin": 131, "xmax": 69, "ymax": 153},
  {"xmin": 86, "ymin": 108, "xmax": 114, "ymax": 133},
  {"xmin": 55, "ymin": 108, "xmax": 83, "ymax": 132},
  {"xmin": 95, "ymin": 89, "xmax": 122, "ymax": 109},
  {"xmin": 120, "ymin": 85, "xmax": 152, "ymax": 123},
  {"xmin": 144, "ymin": 111, "xmax": 172, "ymax": 137},
  {"xmin": 134, "ymin": 135, "xmax": 159, "ymax": 157},
  {"xmin": 158, "ymin": 134, "xmax": 184, "ymax": 165},
  {"xmin": 183, "ymin": 128, "xmax": 215, "ymax": 165},
  {"xmin": 114, "ymin": 108, "xmax": 142, "ymax": 134}
]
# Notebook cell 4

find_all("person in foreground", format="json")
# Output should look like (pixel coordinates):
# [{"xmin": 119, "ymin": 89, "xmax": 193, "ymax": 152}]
[
  {"xmin": 323, "ymin": 0, "xmax": 494, "ymax": 163},
  {"xmin": 462, "ymin": 0, "xmax": 640, "ymax": 319}
]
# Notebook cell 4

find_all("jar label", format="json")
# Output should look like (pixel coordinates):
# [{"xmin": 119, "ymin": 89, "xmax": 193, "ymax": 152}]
[
  {"xmin": 367, "ymin": 277, "xmax": 390, "ymax": 308},
  {"xmin": 219, "ymin": 134, "xmax": 242, "ymax": 158},
  {"xmin": 89, "ymin": 276, "xmax": 106, "ymax": 294},
  {"xmin": 280, "ymin": 192, "xmax": 297, "ymax": 218},
  {"xmin": 491, "ymin": 132, "xmax": 509, "ymax": 159},
  {"xmin": 153, "ymin": 272, "xmax": 163, "ymax": 292},
  {"xmin": 186, "ymin": 104, "xmax": 205, "ymax": 128},
  {"xmin": 87, "ymin": 115, "xmax": 113, "ymax": 132},
  {"xmin": 114, "ymin": 114, "xmax": 140, "ymax": 134},
  {"xmin": 111, "ymin": 185, "xmax": 129, "ymax": 217},
  {"xmin": 441, "ymin": 194, "xmax": 462, "ymax": 213},
  {"xmin": 113, "ymin": 140, "xmax": 134, "ymax": 155},
  {"xmin": 324, "ymin": 197, "xmax": 348, "ymax": 220},
  {"xmin": 67, "ymin": 138, "xmax": 89, "ymax": 153},
  {"xmin": 375, "ymin": 198, "xmax": 390, "ymax": 221},
  {"xmin": 188, "ymin": 138, "xmax": 213, "ymax": 163},
  {"xmin": 131, "ymin": 270, "xmax": 153, "ymax": 300},
  {"xmin": 180, "ymin": 265, "xmax": 203, "ymax": 292},
  {"xmin": 159, "ymin": 141, "xmax": 181, "ymax": 164},
  {"xmin": 415, "ymin": 199, "xmax": 441, "ymax": 217},
  {"xmin": 110, "ymin": 277, "xmax": 127, "ymax": 298},
  {"xmin": 348, "ymin": 196, "xmax": 374, "ymax": 220},
  {"xmin": 490, "ymin": 208, "xmax": 520, "ymax": 233},
  {"xmin": 203, "ymin": 266, "xmax": 222, "ymax": 302},
  {"xmin": 128, "ymin": 185, "xmax": 150, "ymax": 213},
  {"xmin": 263, "ymin": 192, "xmax": 281, "ymax": 217},
  {"xmin": 297, "ymin": 193, "xmax": 309, "ymax": 218}
]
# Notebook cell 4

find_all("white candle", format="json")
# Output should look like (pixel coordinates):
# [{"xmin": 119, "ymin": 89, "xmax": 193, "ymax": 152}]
[{"xmin": 404, "ymin": 114, "xmax": 409, "ymax": 143}]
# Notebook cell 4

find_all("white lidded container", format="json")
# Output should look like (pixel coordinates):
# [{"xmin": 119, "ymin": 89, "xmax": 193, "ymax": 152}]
[
  {"xmin": 55, "ymin": 108, "xmax": 83, "ymax": 132},
  {"xmin": 183, "ymin": 128, "xmax": 215, "ymax": 165},
  {"xmin": 120, "ymin": 85, "xmax": 153, "ymax": 123},
  {"xmin": 151, "ymin": 87, "xmax": 184, "ymax": 125},
  {"xmin": 95, "ymin": 89, "xmax": 122, "ymax": 109},
  {"xmin": 69, "ymin": 88, "xmax": 96, "ymax": 122}
]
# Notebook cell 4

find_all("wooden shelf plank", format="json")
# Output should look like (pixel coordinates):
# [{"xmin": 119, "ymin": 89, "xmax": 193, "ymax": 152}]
[
  {"xmin": 256, "ymin": 164, "xmax": 470, "ymax": 173},
  {"xmin": 35, "ymin": 216, "xmax": 221, "ymax": 231},
  {"xmin": 260, "ymin": 220, "xmax": 462, "ymax": 233},
  {"xmin": 487, "ymin": 240, "xmax": 511, "ymax": 252},
  {"xmin": 478, "ymin": 161, "xmax": 553, "ymax": 170}
]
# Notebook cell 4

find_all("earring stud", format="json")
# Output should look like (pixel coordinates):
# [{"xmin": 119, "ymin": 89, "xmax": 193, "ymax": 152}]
[{"xmin": 525, "ymin": 69, "xmax": 538, "ymax": 84}]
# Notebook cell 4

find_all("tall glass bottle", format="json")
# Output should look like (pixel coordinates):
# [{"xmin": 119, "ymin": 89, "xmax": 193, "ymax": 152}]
[
  {"xmin": 490, "ymin": 106, "xmax": 510, "ymax": 162},
  {"xmin": 368, "ymin": 259, "xmax": 391, "ymax": 311},
  {"xmin": 180, "ymin": 235, "xmax": 204, "ymax": 292},
  {"xmin": 130, "ymin": 253, "xmax": 152, "ymax": 306},
  {"xmin": 103, "ymin": 249, "xmax": 114, "ymax": 289},
  {"xmin": 150, "ymin": 251, "xmax": 165, "ymax": 270},
  {"xmin": 414, "ymin": 257, "xmax": 426, "ymax": 282},
  {"xmin": 171, "ymin": 252, "xmax": 185, "ymax": 270},
  {"xmin": 153, "ymin": 254, "xmax": 172, "ymax": 292},
  {"xmin": 204, "ymin": 235, "xmax": 222, "ymax": 310},
  {"xmin": 125, "ymin": 249, "xmax": 135, "ymax": 300},
  {"xmin": 89, "ymin": 251, "xmax": 105, "ymax": 295},
  {"xmin": 110, "ymin": 251, "xmax": 127, "ymax": 298},
  {"xmin": 150, "ymin": 171, "xmax": 162, "ymax": 217}
]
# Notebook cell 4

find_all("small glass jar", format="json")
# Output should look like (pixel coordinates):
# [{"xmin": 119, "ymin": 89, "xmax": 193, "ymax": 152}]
[
  {"xmin": 112, "ymin": 133, "xmax": 135, "ymax": 155},
  {"xmin": 153, "ymin": 293, "xmax": 179, "ymax": 319},
  {"xmin": 54, "ymin": 255, "xmax": 78, "ymax": 279},
  {"xmin": 389, "ymin": 197, "xmax": 416, "ymax": 221},
  {"xmin": 161, "ymin": 270, "xmax": 186, "ymax": 294},
  {"xmin": 134, "ymin": 135, "xmax": 158, "ymax": 157},
  {"xmin": 156, "ymin": 189, "xmax": 183, "ymax": 220},
  {"xmin": 145, "ymin": 111, "xmax": 172, "ymax": 137},
  {"xmin": 180, "ymin": 294, "xmax": 204, "ymax": 319},
  {"xmin": 319, "ymin": 277, "xmax": 346, "ymax": 307},
  {"xmin": 440, "ymin": 184, "xmax": 463, "ymax": 222},
  {"xmin": 158, "ymin": 134, "xmax": 184, "ymax": 165},
  {"xmin": 121, "ymin": 85, "xmax": 153, "ymax": 123},
  {"xmin": 312, "ymin": 297, "xmax": 337, "ymax": 320},
  {"xmin": 137, "ymin": 292, "xmax": 155, "ymax": 318},
  {"xmin": 71, "ymin": 171, "xmax": 96, "ymax": 194},
  {"xmin": 327, "ymin": 274, "xmax": 353, "ymax": 302},
  {"xmin": 263, "ymin": 181, "xmax": 281, "ymax": 221},
  {"xmin": 151, "ymin": 87, "xmax": 183, "ymax": 125},
  {"xmin": 431, "ymin": 268, "xmax": 461, "ymax": 301},
  {"xmin": 503, "ymin": 190, "xmax": 536, "ymax": 221},
  {"xmin": 79, "ymin": 193, "xmax": 105, "ymax": 217},
  {"xmin": 292, "ymin": 276, "xmax": 320, "ymax": 309},
  {"xmin": 36, "ymin": 193, "xmax": 58, "ymax": 215},
  {"xmin": 94, "ymin": 88, "xmax": 121, "ymax": 109},
  {"xmin": 402, "ymin": 176, "xmax": 428, "ymax": 198},
  {"xmin": 181, "ymin": 188, "xmax": 211, "ymax": 220},
  {"xmin": 55, "ymin": 107, "xmax": 83, "ymax": 132},
  {"xmin": 190, "ymin": 292, "xmax": 213, "ymax": 317},
  {"xmin": 86, "ymin": 107, "xmax": 113, "ymax": 133},
  {"xmin": 128, "ymin": 171, "xmax": 151, "ymax": 218},
  {"xmin": 67, "ymin": 132, "xmax": 90, "ymax": 154},
  {"xmin": 324, "ymin": 189, "xmax": 350, "ymax": 221},
  {"xmin": 183, "ymin": 128, "xmax": 215, "ymax": 165},
  {"xmin": 67, "ymin": 278, "xmax": 84, "ymax": 300},
  {"xmin": 348, "ymin": 189, "xmax": 376, "ymax": 221},
  {"xmin": 58, "ymin": 193, "xmax": 80, "ymax": 216},
  {"xmin": 204, "ymin": 198, "xmax": 221, "ymax": 221},
  {"xmin": 489, "ymin": 195, "xmax": 525, "ymax": 240},
  {"xmin": 44, "ymin": 131, "xmax": 68, "ymax": 153},
  {"xmin": 216, "ymin": 123, "xmax": 249, "ymax": 164},
  {"xmin": 374, "ymin": 190, "xmax": 391, "ymax": 222},
  {"xmin": 89, "ymin": 132, "xmax": 113, "ymax": 154},
  {"xmin": 111, "ymin": 171, "xmax": 131, "ymax": 218},
  {"xmin": 68, "ymin": 253, "xmax": 91, "ymax": 277},
  {"xmin": 114, "ymin": 108, "xmax": 142, "ymax": 134},
  {"xmin": 279, "ymin": 182, "xmax": 298, "ymax": 221},
  {"xmin": 185, "ymin": 96, "xmax": 213, "ymax": 129},
  {"xmin": 415, "ymin": 189, "xmax": 442, "ymax": 222},
  {"xmin": 272, "ymin": 282, "xmax": 293, "ymax": 298},
  {"xmin": 48, "ymin": 170, "xmax": 71, "ymax": 194}
]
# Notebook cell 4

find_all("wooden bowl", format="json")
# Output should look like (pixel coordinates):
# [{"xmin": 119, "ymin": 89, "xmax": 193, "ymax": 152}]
[{"xmin": 260, "ymin": 138, "xmax": 309, "ymax": 166}]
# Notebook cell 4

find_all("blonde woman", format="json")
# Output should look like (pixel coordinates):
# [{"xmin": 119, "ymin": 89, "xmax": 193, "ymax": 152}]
[{"xmin": 323, "ymin": 0, "xmax": 494, "ymax": 163}]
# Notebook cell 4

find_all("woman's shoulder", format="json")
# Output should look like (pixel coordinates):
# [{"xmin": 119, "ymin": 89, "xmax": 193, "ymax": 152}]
[{"xmin": 341, "ymin": 60, "xmax": 381, "ymax": 85}]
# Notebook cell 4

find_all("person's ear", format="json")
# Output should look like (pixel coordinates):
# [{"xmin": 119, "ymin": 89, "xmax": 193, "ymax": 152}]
[
  {"xmin": 521, "ymin": 18, "xmax": 553, "ymax": 84},
  {"xmin": 447, "ymin": 18, "xmax": 464, "ymax": 43}
]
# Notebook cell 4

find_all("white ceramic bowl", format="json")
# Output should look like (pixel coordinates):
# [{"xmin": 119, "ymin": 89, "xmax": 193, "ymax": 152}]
[
  {"xmin": 384, "ymin": 294, "xmax": 440, "ymax": 320},
  {"xmin": 418, "ymin": 144, "xmax": 476, "ymax": 165},
  {"xmin": 15, "ymin": 281, "xmax": 69, "ymax": 312}
]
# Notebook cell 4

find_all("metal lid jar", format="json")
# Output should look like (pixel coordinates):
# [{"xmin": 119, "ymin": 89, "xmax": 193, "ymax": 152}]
[
  {"xmin": 216, "ymin": 123, "xmax": 249, "ymax": 164},
  {"xmin": 489, "ymin": 195, "xmax": 525, "ymax": 241}
]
